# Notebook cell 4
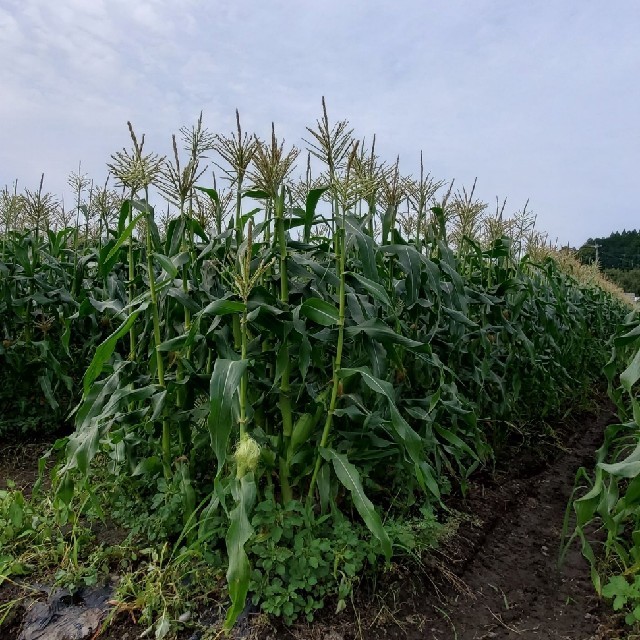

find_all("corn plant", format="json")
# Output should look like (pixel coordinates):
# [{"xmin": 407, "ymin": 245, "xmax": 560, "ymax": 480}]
[
  {"xmin": 563, "ymin": 307, "xmax": 640, "ymax": 625},
  {"xmin": 0, "ymin": 103, "xmax": 630, "ymax": 631}
]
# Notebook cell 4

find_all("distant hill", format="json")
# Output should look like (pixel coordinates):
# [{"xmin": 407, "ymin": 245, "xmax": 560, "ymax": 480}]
[
  {"xmin": 577, "ymin": 230, "xmax": 640, "ymax": 295},
  {"xmin": 577, "ymin": 229, "xmax": 640, "ymax": 269}
]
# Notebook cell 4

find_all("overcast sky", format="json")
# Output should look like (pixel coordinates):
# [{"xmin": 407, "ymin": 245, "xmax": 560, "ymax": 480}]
[{"xmin": 1, "ymin": 0, "xmax": 638, "ymax": 246}]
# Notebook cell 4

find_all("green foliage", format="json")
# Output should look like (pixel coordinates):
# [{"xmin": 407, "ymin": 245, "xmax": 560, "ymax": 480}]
[
  {"xmin": 602, "ymin": 575, "xmax": 640, "ymax": 626},
  {"xmin": 565, "ymin": 309, "xmax": 640, "ymax": 625},
  {"xmin": 605, "ymin": 268, "xmax": 640, "ymax": 296},
  {"xmin": 0, "ymin": 229, "xmax": 106, "ymax": 438},
  {"xmin": 578, "ymin": 229, "xmax": 640, "ymax": 270},
  {"xmin": 1, "ymin": 109, "xmax": 630, "ymax": 633},
  {"xmin": 247, "ymin": 494, "xmax": 375, "ymax": 623}
]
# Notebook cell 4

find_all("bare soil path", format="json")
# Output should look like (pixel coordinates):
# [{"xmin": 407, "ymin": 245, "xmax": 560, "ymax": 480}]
[{"xmin": 417, "ymin": 403, "xmax": 618, "ymax": 640}]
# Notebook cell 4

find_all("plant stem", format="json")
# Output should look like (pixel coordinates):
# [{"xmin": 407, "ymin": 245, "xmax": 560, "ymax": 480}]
[
  {"xmin": 275, "ymin": 186, "xmax": 293, "ymax": 503},
  {"xmin": 308, "ymin": 223, "xmax": 346, "ymax": 499},
  {"xmin": 127, "ymin": 193, "xmax": 136, "ymax": 359},
  {"xmin": 143, "ymin": 191, "xmax": 169, "ymax": 472}
]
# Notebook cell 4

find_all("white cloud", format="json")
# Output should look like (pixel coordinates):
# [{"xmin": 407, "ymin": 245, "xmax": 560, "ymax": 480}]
[{"xmin": 1, "ymin": 0, "xmax": 639, "ymax": 244}]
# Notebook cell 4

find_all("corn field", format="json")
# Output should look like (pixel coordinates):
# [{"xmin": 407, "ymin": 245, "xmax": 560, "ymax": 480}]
[{"xmin": 0, "ymin": 103, "xmax": 632, "ymax": 633}]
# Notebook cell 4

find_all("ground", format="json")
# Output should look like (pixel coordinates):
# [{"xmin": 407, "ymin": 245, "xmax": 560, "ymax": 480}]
[{"xmin": 0, "ymin": 397, "xmax": 633, "ymax": 640}]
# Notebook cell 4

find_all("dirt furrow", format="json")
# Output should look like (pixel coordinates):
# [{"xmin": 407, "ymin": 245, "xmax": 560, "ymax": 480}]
[{"xmin": 412, "ymin": 405, "xmax": 618, "ymax": 640}]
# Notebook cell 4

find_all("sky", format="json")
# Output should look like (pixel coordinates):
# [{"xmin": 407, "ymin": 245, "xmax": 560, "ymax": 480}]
[{"xmin": 1, "ymin": 0, "xmax": 638, "ymax": 247}]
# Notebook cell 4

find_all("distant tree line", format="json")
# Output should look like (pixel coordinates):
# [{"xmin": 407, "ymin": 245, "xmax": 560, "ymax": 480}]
[{"xmin": 578, "ymin": 230, "xmax": 640, "ymax": 295}]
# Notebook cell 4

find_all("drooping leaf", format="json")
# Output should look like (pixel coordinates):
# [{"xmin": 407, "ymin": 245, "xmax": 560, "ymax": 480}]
[
  {"xmin": 82, "ymin": 305, "xmax": 147, "ymax": 395},
  {"xmin": 201, "ymin": 299, "xmax": 246, "ymax": 317},
  {"xmin": 208, "ymin": 359, "xmax": 249, "ymax": 475},
  {"xmin": 224, "ymin": 473, "xmax": 256, "ymax": 630},
  {"xmin": 345, "ymin": 271, "xmax": 392, "ymax": 307},
  {"xmin": 153, "ymin": 252, "xmax": 179, "ymax": 278},
  {"xmin": 346, "ymin": 318, "xmax": 428, "ymax": 351},
  {"xmin": 304, "ymin": 186, "xmax": 329, "ymax": 242},
  {"xmin": 321, "ymin": 448, "xmax": 391, "ymax": 559},
  {"xmin": 300, "ymin": 298, "xmax": 340, "ymax": 326}
]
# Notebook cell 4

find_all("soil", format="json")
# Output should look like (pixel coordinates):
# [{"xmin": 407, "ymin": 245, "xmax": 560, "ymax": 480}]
[
  {"xmin": 0, "ymin": 439, "xmax": 54, "ymax": 495},
  {"xmin": 0, "ymin": 398, "xmax": 631, "ymax": 640}
]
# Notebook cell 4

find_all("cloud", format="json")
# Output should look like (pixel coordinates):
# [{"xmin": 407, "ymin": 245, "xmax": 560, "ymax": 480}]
[{"xmin": 1, "ymin": 0, "xmax": 639, "ymax": 245}]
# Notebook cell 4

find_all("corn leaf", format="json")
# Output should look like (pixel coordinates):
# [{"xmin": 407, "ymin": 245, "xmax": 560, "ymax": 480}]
[{"xmin": 321, "ymin": 448, "xmax": 391, "ymax": 559}]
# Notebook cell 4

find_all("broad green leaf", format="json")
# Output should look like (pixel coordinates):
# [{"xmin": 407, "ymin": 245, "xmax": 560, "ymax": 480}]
[
  {"xmin": 434, "ymin": 424, "xmax": 479, "ymax": 461},
  {"xmin": 382, "ymin": 204, "xmax": 394, "ymax": 244},
  {"xmin": 345, "ymin": 271, "xmax": 392, "ymax": 307},
  {"xmin": 346, "ymin": 318, "xmax": 428, "ymax": 351},
  {"xmin": 345, "ymin": 216, "xmax": 379, "ymax": 282},
  {"xmin": 99, "ymin": 211, "xmax": 144, "ymax": 277},
  {"xmin": 383, "ymin": 244, "xmax": 423, "ymax": 306},
  {"xmin": 599, "ymin": 460, "xmax": 640, "ymax": 478},
  {"xmin": 442, "ymin": 306, "xmax": 477, "ymax": 328},
  {"xmin": 242, "ymin": 189, "xmax": 270, "ymax": 200},
  {"xmin": 620, "ymin": 347, "xmax": 640, "ymax": 393},
  {"xmin": 153, "ymin": 252, "xmax": 178, "ymax": 278},
  {"xmin": 117, "ymin": 199, "xmax": 131, "ymax": 235},
  {"xmin": 201, "ymin": 299, "xmax": 246, "ymax": 317},
  {"xmin": 132, "ymin": 456, "xmax": 163, "ymax": 477},
  {"xmin": 300, "ymin": 298, "xmax": 340, "ymax": 326},
  {"xmin": 224, "ymin": 473, "xmax": 256, "ymax": 630},
  {"xmin": 88, "ymin": 297, "xmax": 123, "ymax": 314},
  {"xmin": 208, "ymin": 359, "xmax": 249, "ymax": 474},
  {"xmin": 38, "ymin": 374, "xmax": 58, "ymax": 411},
  {"xmin": 82, "ymin": 306, "xmax": 146, "ymax": 395},
  {"xmin": 157, "ymin": 334, "xmax": 190, "ymax": 352},
  {"xmin": 195, "ymin": 185, "xmax": 220, "ymax": 205},
  {"xmin": 321, "ymin": 448, "xmax": 391, "ymax": 559},
  {"xmin": 338, "ymin": 367, "xmax": 428, "ymax": 494},
  {"xmin": 304, "ymin": 186, "xmax": 329, "ymax": 242},
  {"xmin": 167, "ymin": 287, "xmax": 200, "ymax": 313}
]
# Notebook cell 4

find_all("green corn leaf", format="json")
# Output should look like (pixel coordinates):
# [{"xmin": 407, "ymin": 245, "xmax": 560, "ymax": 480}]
[
  {"xmin": 242, "ymin": 189, "xmax": 270, "ymax": 200},
  {"xmin": 598, "ymin": 441, "xmax": 640, "ymax": 478},
  {"xmin": 195, "ymin": 185, "xmax": 220, "ymax": 205},
  {"xmin": 38, "ymin": 374, "xmax": 58, "ymax": 411},
  {"xmin": 99, "ymin": 211, "xmax": 144, "ymax": 277},
  {"xmin": 383, "ymin": 244, "xmax": 423, "ymax": 306},
  {"xmin": 82, "ymin": 306, "xmax": 147, "ymax": 395},
  {"xmin": 615, "ymin": 324, "xmax": 640, "ymax": 348},
  {"xmin": 304, "ymin": 186, "xmax": 329, "ymax": 242},
  {"xmin": 241, "ymin": 207, "xmax": 261, "ymax": 226},
  {"xmin": 117, "ymin": 199, "xmax": 131, "ymax": 235},
  {"xmin": 165, "ymin": 216, "xmax": 185, "ymax": 256},
  {"xmin": 224, "ymin": 473, "xmax": 256, "ymax": 630},
  {"xmin": 300, "ymin": 298, "xmax": 340, "ymax": 326},
  {"xmin": 382, "ymin": 205, "xmax": 394, "ymax": 244},
  {"xmin": 153, "ymin": 252, "xmax": 179, "ymax": 278},
  {"xmin": 345, "ymin": 216, "xmax": 379, "ymax": 282},
  {"xmin": 293, "ymin": 254, "xmax": 342, "ymax": 288},
  {"xmin": 88, "ymin": 298, "xmax": 123, "ymax": 314},
  {"xmin": 201, "ymin": 299, "xmax": 246, "ymax": 317},
  {"xmin": 321, "ymin": 448, "xmax": 391, "ymax": 559},
  {"xmin": 338, "ymin": 367, "xmax": 428, "ymax": 494},
  {"xmin": 346, "ymin": 318, "xmax": 428, "ymax": 351},
  {"xmin": 157, "ymin": 334, "xmax": 190, "ymax": 352},
  {"xmin": 208, "ymin": 359, "xmax": 249, "ymax": 475},
  {"xmin": 434, "ymin": 424, "xmax": 479, "ymax": 461},
  {"xmin": 441, "ymin": 306, "xmax": 477, "ymax": 328},
  {"xmin": 620, "ymin": 347, "xmax": 640, "ymax": 393},
  {"xmin": 167, "ymin": 287, "xmax": 200, "ymax": 313},
  {"xmin": 345, "ymin": 271, "xmax": 392, "ymax": 307}
]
